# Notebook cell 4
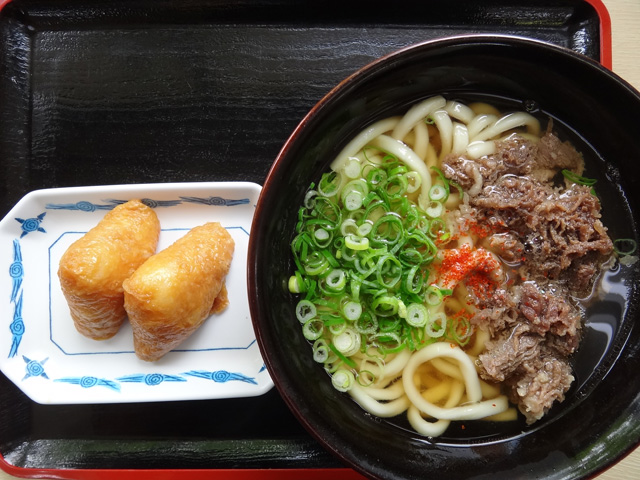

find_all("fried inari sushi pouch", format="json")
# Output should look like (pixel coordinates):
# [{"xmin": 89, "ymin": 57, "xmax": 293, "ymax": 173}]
[
  {"xmin": 123, "ymin": 222, "xmax": 235, "ymax": 362},
  {"xmin": 58, "ymin": 199, "xmax": 160, "ymax": 340}
]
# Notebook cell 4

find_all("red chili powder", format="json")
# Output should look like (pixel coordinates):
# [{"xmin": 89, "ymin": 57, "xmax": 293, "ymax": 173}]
[{"xmin": 438, "ymin": 244, "xmax": 501, "ymax": 301}]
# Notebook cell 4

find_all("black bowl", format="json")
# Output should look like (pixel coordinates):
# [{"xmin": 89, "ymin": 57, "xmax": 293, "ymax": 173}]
[{"xmin": 247, "ymin": 34, "xmax": 640, "ymax": 480}]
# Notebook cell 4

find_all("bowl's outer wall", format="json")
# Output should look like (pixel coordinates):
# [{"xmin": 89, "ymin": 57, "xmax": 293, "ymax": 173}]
[{"xmin": 249, "ymin": 36, "xmax": 640, "ymax": 480}]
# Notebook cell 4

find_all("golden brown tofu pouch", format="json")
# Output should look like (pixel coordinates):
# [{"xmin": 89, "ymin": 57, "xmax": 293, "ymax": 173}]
[
  {"xmin": 58, "ymin": 199, "xmax": 160, "ymax": 340},
  {"xmin": 123, "ymin": 222, "xmax": 235, "ymax": 362}
]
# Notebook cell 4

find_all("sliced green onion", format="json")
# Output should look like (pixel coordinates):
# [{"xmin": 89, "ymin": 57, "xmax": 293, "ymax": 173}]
[
  {"xmin": 371, "ymin": 332, "xmax": 402, "ymax": 353},
  {"xmin": 344, "ymin": 191, "xmax": 364, "ymax": 211},
  {"xmin": 357, "ymin": 222, "xmax": 373, "ymax": 236},
  {"xmin": 328, "ymin": 342, "xmax": 357, "ymax": 368},
  {"xmin": 296, "ymin": 300, "xmax": 316, "ymax": 323},
  {"xmin": 302, "ymin": 318, "xmax": 324, "ymax": 340},
  {"xmin": 339, "ymin": 218, "xmax": 358, "ymax": 236},
  {"xmin": 614, "ymin": 238, "xmax": 637, "ymax": 256},
  {"xmin": 304, "ymin": 190, "xmax": 318, "ymax": 209},
  {"xmin": 429, "ymin": 185, "xmax": 447, "ymax": 201},
  {"xmin": 288, "ymin": 271, "xmax": 306, "ymax": 293},
  {"xmin": 318, "ymin": 171, "xmax": 343, "ymax": 197},
  {"xmin": 332, "ymin": 368, "xmax": 355, "ymax": 392},
  {"xmin": 405, "ymin": 171, "xmax": 422, "ymax": 193},
  {"xmin": 371, "ymin": 295, "xmax": 400, "ymax": 317},
  {"xmin": 371, "ymin": 214, "xmax": 404, "ymax": 246},
  {"xmin": 385, "ymin": 174, "xmax": 409, "ymax": 197},
  {"xmin": 344, "ymin": 158, "xmax": 362, "ymax": 179},
  {"xmin": 354, "ymin": 310, "xmax": 378, "ymax": 334},
  {"xmin": 329, "ymin": 321, "xmax": 348, "ymax": 335},
  {"xmin": 406, "ymin": 303, "xmax": 429, "ymax": 327},
  {"xmin": 325, "ymin": 269, "xmax": 347, "ymax": 292},
  {"xmin": 404, "ymin": 265, "xmax": 424, "ymax": 295},
  {"xmin": 356, "ymin": 370, "xmax": 376, "ymax": 386},
  {"xmin": 562, "ymin": 169, "xmax": 597, "ymax": 186},
  {"xmin": 345, "ymin": 234, "xmax": 369, "ymax": 250},
  {"xmin": 333, "ymin": 328, "xmax": 361, "ymax": 356},
  {"xmin": 430, "ymin": 167, "xmax": 451, "ymax": 201},
  {"xmin": 303, "ymin": 251, "xmax": 330, "ymax": 276},
  {"xmin": 365, "ymin": 167, "xmax": 388, "ymax": 187},
  {"xmin": 312, "ymin": 227, "xmax": 332, "ymax": 248},
  {"xmin": 291, "ymin": 148, "xmax": 477, "ymax": 387},
  {"xmin": 376, "ymin": 254, "xmax": 403, "ymax": 289},
  {"xmin": 425, "ymin": 311, "xmax": 447, "ymax": 338},
  {"xmin": 342, "ymin": 301, "xmax": 362, "ymax": 321},
  {"xmin": 397, "ymin": 299, "xmax": 408, "ymax": 319},
  {"xmin": 425, "ymin": 285, "xmax": 451, "ymax": 306},
  {"xmin": 449, "ymin": 316, "xmax": 473, "ymax": 346},
  {"xmin": 425, "ymin": 200, "xmax": 443, "ymax": 218},
  {"xmin": 313, "ymin": 339, "xmax": 330, "ymax": 363}
]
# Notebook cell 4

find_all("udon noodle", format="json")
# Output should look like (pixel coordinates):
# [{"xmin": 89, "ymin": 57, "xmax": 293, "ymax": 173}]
[{"xmin": 289, "ymin": 95, "xmax": 617, "ymax": 436}]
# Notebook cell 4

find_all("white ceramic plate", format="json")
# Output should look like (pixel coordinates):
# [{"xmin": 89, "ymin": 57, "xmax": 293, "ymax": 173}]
[{"xmin": 0, "ymin": 182, "xmax": 273, "ymax": 404}]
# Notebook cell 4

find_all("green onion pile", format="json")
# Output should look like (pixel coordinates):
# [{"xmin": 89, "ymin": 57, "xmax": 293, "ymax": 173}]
[{"xmin": 289, "ymin": 148, "xmax": 464, "ymax": 389}]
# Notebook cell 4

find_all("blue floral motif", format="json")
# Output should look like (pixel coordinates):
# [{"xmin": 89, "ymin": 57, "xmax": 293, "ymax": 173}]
[
  {"xmin": 184, "ymin": 369, "xmax": 257, "ymax": 385},
  {"xmin": 15, "ymin": 212, "xmax": 46, "ymax": 238},
  {"xmin": 46, "ymin": 201, "xmax": 114, "ymax": 211},
  {"xmin": 21, "ymin": 356, "xmax": 49, "ymax": 380},
  {"xmin": 117, "ymin": 373, "xmax": 186, "ymax": 385},
  {"xmin": 45, "ymin": 196, "xmax": 249, "ymax": 212},
  {"xmin": 54, "ymin": 375, "xmax": 120, "ymax": 392},
  {"xmin": 180, "ymin": 196, "xmax": 249, "ymax": 206},
  {"xmin": 9, "ymin": 239, "xmax": 23, "ymax": 303},
  {"xmin": 9, "ymin": 292, "xmax": 24, "ymax": 358},
  {"xmin": 109, "ymin": 198, "xmax": 182, "ymax": 208}
]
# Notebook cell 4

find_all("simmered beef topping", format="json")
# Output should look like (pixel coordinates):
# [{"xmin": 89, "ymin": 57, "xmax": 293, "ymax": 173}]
[{"xmin": 443, "ymin": 130, "xmax": 613, "ymax": 424}]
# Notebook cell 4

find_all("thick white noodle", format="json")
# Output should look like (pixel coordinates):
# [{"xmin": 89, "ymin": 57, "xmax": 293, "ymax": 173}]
[
  {"xmin": 466, "ymin": 140, "xmax": 496, "ymax": 160},
  {"xmin": 361, "ymin": 378, "xmax": 405, "ymax": 401},
  {"xmin": 431, "ymin": 110, "xmax": 453, "ymax": 159},
  {"xmin": 430, "ymin": 357, "xmax": 465, "ymax": 381},
  {"xmin": 402, "ymin": 343, "xmax": 509, "ymax": 420},
  {"xmin": 407, "ymin": 406, "xmax": 451, "ymax": 437},
  {"xmin": 391, "ymin": 95, "xmax": 446, "ymax": 141},
  {"xmin": 380, "ymin": 348, "xmax": 412, "ymax": 379},
  {"xmin": 466, "ymin": 113, "xmax": 498, "ymax": 139},
  {"xmin": 471, "ymin": 112, "xmax": 540, "ymax": 142},
  {"xmin": 369, "ymin": 135, "xmax": 432, "ymax": 209},
  {"xmin": 407, "ymin": 379, "xmax": 465, "ymax": 436},
  {"xmin": 411, "ymin": 120, "xmax": 430, "ymax": 160},
  {"xmin": 349, "ymin": 382, "xmax": 411, "ymax": 417},
  {"xmin": 451, "ymin": 122, "xmax": 469, "ymax": 155},
  {"xmin": 444, "ymin": 100, "xmax": 475, "ymax": 124},
  {"xmin": 354, "ymin": 348, "xmax": 411, "ymax": 383},
  {"xmin": 331, "ymin": 116, "xmax": 401, "ymax": 172}
]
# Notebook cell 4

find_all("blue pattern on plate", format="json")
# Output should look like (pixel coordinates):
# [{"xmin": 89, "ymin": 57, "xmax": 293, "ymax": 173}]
[
  {"xmin": 8, "ymin": 239, "xmax": 25, "ymax": 357},
  {"xmin": 184, "ymin": 369, "xmax": 257, "ymax": 385},
  {"xmin": 55, "ymin": 376, "xmax": 120, "ymax": 392},
  {"xmin": 22, "ymin": 356, "xmax": 49, "ymax": 380},
  {"xmin": 15, "ymin": 212, "xmax": 46, "ymax": 238},
  {"xmin": 118, "ymin": 373, "xmax": 186, "ymax": 385},
  {"xmin": 180, "ymin": 196, "xmax": 250, "ymax": 206},
  {"xmin": 9, "ymin": 293, "xmax": 24, "ymax": 358},
  {"xmin": 9, "ymin": 239, "xmax": 23, "ymax": 303},
  {"xmin": 46, "ymin": 196, "xmax": 250, "ymax": 211}
]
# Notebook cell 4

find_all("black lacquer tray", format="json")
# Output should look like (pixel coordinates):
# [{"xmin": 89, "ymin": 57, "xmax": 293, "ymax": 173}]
[{"xmin": 0, "ymin": 0, "xmax": 610, "ymax": 478}]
